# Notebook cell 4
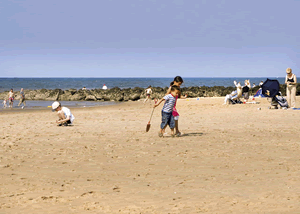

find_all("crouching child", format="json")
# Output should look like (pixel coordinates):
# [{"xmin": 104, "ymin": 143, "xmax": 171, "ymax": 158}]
[
  {"xmin": 154, "ymin": 85, "xmax": 180, "ymax": 137},
  {"xmin": 52, "ymin": 101, "xmax": 75, "ymax": 126}
]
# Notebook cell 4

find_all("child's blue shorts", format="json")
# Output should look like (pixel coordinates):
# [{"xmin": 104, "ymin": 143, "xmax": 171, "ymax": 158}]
[{"xmin": 161, "ymin": 111, "xmax": 175, "ymax": 129}]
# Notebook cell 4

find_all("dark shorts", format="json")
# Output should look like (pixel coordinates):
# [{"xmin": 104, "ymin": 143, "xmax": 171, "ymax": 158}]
[
  {"xmin": 161, "ymin": 111, "xmax": 175, "ymax": 129},
  {"xmin": 147, "ymin": 94, "xmax": 150, "ymax": 97},
  {"xmin": 59, "ymin": 120, "xmax": 72, "ymax": 126}
]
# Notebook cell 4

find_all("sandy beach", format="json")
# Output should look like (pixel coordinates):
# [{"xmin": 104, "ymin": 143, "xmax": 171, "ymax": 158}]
[{"xmin": 1, "ymin": 97, "xmax": 300, "ymax": 214}]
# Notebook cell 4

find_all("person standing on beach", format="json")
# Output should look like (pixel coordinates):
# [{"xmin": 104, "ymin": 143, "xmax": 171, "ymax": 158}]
[
  {"xmin": 143, "ymin": 86, "xmax": 152, "ymax": 104},
  {"xmin": 242, "ymin": 80, "xmax": 251, "ymax": 102},
  {"xmin": 285, "ymin": 67, "xmax": 297, "ymax": 108},
  {"xmin": 165, "ymin": 76, "xmax": 185, "ymax": 137},
  {"xmin": 8, "ymin": 89, "xmax": 15, "ymax": 109},
  {"xmin": 18, "ymin": 88, "xmax": 26, "ymax": 108},
  {"xmin": 52, "ymin": 101, "xmax": 75, "ymax": 126},
  {"xmin": 154, "ymin": 85, "xmax": 180, "ymax": 137}
]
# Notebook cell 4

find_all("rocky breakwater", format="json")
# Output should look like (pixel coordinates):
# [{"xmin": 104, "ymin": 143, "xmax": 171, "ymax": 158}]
[{"xmin": 0, "ymin": 84, "xmax": 298, "ymax": 102}]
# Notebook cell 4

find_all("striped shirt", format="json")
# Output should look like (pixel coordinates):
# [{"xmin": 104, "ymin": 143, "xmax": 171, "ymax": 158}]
[{"xmin": 162, "ymin": 94, "xmax": 176, "ymax": 113}]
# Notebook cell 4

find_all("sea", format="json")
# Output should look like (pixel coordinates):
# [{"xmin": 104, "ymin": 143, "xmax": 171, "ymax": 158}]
[
  {"xmin": 0, "ymin": 77, "xmax": 286, "ymax": 92},
  {"xmin": 0, "ymin": 77, "xmax": 285, "ymax": 109}
]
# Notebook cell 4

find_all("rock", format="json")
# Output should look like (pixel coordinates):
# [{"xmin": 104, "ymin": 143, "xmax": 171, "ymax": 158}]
[
  {"xmin": 85, "ymin": 95, "xmax": 97, "ymax": 101},
  {"xmin": 129, "ymin": 94, "xmax": 140, "ymax": 101}
]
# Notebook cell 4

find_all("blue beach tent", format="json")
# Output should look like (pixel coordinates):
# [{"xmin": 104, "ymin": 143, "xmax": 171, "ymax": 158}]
[{"xmin": 253, "ymin": 88, "xmax": 265, "ymax": 98}]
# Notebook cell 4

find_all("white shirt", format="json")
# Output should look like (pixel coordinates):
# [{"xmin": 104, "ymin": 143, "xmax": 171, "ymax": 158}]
[
  {"xmin": 102, "ymin": 85, "xmax": 107, "ymax": 90},
  {"xmin": 146, "ymin": 88, "xmax": 152, "ymax": 94},
  {"xmin": 62, "ymin": 107, "xmax": 75, "ymax": 123}
]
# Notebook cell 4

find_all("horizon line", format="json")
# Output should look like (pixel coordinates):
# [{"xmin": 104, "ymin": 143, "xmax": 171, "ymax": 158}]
[{"xmin": 0, "ymin": 76, "xmax": 285, "ymax": 78}]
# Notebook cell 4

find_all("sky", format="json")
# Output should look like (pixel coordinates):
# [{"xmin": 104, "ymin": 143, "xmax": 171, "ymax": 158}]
[{"xmin": 0, "ymin": 0, "xmax": 299, "ymax": 78}]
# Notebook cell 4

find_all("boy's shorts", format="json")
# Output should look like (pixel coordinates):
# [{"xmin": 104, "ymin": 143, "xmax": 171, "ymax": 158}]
[{"xmin": 161, "ymin": 111, "xmax": 175, "ymax": 129}]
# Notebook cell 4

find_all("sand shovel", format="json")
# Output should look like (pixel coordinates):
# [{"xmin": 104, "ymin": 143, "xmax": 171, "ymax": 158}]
[
  {"xmin": 146, "ymin": 98, "xmax": 157, "ymax": 132},
  {"xmin": 146, "ymin": 107, "xmax": 155, "ymax": 132}
]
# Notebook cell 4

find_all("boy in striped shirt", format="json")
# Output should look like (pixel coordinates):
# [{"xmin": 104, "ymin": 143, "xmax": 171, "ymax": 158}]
[{"xmin": 154, "ymin": 85, "xmax": 180, "ymax": 137}]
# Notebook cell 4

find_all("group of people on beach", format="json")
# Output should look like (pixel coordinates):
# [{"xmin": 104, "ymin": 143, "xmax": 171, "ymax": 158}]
[
  {"xmin": 223, "ymin": 67, "xmax": 297, "ymax": 108},
  {"xmin": 2, "ymin": 88, "xmax": 26, "ymax": 109}
]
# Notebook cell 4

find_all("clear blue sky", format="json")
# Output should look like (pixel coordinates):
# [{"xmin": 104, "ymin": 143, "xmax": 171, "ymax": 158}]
[{"xmin": 0, "ymin": 0, "xmax": 299, "ymax": 77}]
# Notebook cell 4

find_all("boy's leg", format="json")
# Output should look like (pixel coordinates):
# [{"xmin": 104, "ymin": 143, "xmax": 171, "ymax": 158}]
[
  {"xmin": 159, "ymin": 111, "xmax": 169, "ymax": 136},
  {"xmin": 168, "ymin": 114, "xmax": 176, "ymax": 136}
]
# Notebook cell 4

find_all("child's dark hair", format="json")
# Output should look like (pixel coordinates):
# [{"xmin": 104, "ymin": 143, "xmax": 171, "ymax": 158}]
[
  {"xmin": 170, "ymin": 81, "xmax": 174, "ymax": 86},
  {"xmin": 170, "ymin": 85, "xmax": 180, "ymax": 92},
  {"xmin": 148, "ymin": 85, "xmax": 151, "ymax": 88},
  {"xmin": 174, "ymin": 76, "xmax": 183, "ymax": 83}
]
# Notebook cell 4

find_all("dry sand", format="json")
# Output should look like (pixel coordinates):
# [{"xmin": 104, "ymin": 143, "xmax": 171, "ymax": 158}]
[{"xmin": 1, "ymin": 97, "xmax": 300, "ymax": 214}]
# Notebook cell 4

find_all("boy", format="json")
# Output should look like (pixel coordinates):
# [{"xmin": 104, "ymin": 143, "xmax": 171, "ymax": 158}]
[
  {"xmin": 52, "ymin": 101, "xmax": 75, "ymax": 126},
  {"xmin": 154, "ymin": 85, "xmax": 180, "ymax": 137}
]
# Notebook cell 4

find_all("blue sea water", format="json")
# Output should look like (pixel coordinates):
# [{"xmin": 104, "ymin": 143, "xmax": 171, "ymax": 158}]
[{"xmin": 0, "ymin": 77, "xmax": 286, "ymax": 92}]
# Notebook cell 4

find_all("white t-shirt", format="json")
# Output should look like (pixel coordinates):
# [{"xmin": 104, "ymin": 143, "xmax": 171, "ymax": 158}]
[
  {"xmin": 62, "ymin": 107, "xmax": 75, "ymax": 123},
  {"xmin": 102, "ymin": 85, "xmax": 107, "ymax": 90},
  {"xmin": 146, "ymin": 88, "xmax": 152, "ymax": 94}
]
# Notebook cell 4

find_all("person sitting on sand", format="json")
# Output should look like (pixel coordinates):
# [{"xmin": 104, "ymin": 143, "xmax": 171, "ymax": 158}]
[
  {"xmin": 2, "ymin": 99, "xmax": 7, "ymax": 108},
  {"xmin": 154, "ymin": 85, "xmax": 180, "ymax": 137},
  {"xmin": 223, "ymin": 81, "xmax": 242, "ymax": 104},
  {"xmin": 52, "ymin": 101, "xmax": 75, "ymax": 126},
  {"xmin": 143, "ymin": 86, "xmax": 152, "ymax": 104}
]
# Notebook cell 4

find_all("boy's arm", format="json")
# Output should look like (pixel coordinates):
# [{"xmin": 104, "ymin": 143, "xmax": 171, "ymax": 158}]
[
  {"xmin": 56, "ymin": 115, "xmax": 70, "ymax": 124},
  {"xmin": 153, "ymin": 98, "xmax": 165, "ymax": 108}
]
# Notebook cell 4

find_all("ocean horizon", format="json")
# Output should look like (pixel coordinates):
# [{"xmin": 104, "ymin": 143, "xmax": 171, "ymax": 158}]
[{"xmin": 0, "ymin": 77, "xmax": 286, "ymax": 92}]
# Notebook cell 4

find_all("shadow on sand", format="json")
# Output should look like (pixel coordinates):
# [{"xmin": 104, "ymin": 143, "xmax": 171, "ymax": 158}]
[
  {"xmin": 163, "ymin": 132, "xmax": 204, "ymax": 138},
  {"xmin": 181, "ymin": 132, "xmax": 204, "ymax": 137}
]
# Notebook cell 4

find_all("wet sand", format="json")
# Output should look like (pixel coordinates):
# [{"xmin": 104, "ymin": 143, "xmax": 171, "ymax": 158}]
[{"xmin": 1, "ymin": 97, "xmax": 300, "ymax": 213}]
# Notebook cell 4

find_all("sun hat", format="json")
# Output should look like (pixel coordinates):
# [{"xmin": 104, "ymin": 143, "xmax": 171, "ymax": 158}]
[{"xmin": 52, "ymin": 101, "xmax": 60, "ymax": 111}]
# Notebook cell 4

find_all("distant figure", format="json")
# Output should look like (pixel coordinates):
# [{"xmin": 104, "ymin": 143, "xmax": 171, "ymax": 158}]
[
  {"xmin": 285, "ymin": 67, "xmax": 297, "ymax": 108},
  {"xmin": 2, "ymin": 99, "xmax": 7, "ymax": 108},
  {"xmin": 102, "ymin": 84, "xmax": 108, "ymax": 90},
  {"xmin": 259, "ymin": 81, "xmax": 264, "ymax": 87},
  {"xmin": 252, "ymin": 83, "xmax": 256, "ymax": 87},
  {"xmin": 242, "ymin": 80, "xmax": 251, "ymax": 102},
  {"xmin": 143, "ymin": 86, "xmax": 152, "ymax": 104},
  {"xmin": 18, "ymin": 88, "xmax": 26, "ymax": 108},
  {"xmin": 8, "ymin": 89, "xmax": 15, "ymax": 109},
  {"xmin": 52, "ymin": 101, "xmax": 75, "ymax": 126},
  {"xmin": 82, "ymin": 87, "xmax": 87, "ymax": 90}
]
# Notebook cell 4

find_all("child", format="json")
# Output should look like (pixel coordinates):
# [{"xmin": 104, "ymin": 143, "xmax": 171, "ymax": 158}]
[
  {"xmin": 143, "ymin": 85, "xmax": 152, "ymax": 104},
  {"xmin": 8, "ymin": 89, "xmax": 14, "ymax": 109},
  {"xmin": 2, "ymin": 99, "xmax": 7, "ymax": 108},
  {"xmin": 154, "ymin": 85, "xmax": 180, "ymax": 137},
  {"xmin": 166, "ymin": 76, "xmax": 185, "ymax": 136},
  {"xmin": 52, "ymin": 101, "xmax": 75, "ymax": 126}
]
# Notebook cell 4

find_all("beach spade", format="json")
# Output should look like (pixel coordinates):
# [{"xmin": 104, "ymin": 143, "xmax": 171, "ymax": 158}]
[{"xmin": 146, "ymin": 107, "xmax": 155, "ymax": 132}]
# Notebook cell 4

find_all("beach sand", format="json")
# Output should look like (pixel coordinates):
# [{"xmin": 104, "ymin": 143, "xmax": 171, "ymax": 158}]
[{"xmin": 1, "ymin": 97, "xmax": 300, "ymax": 213}]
